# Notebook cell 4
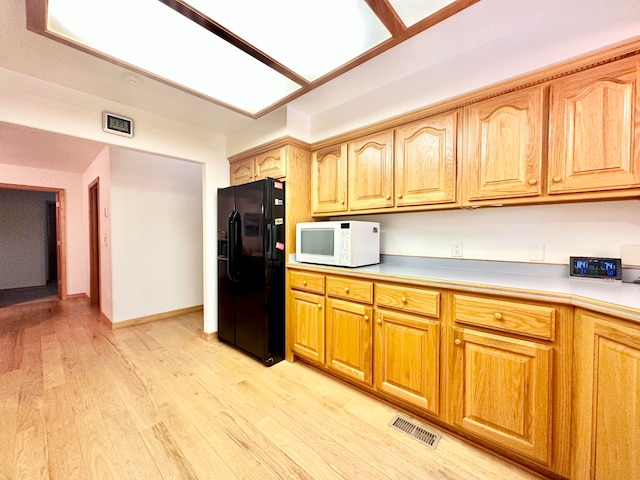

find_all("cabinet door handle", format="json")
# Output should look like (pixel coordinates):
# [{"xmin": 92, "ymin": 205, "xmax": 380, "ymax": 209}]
[
  {"xmin": 385, "ymin": 194, "xmax": 391, "ymax": 200},
  {"xmin": 364, "ymin": 315, "xmax": 369, "ymax": 321},
  {"xmin": 552, "ymin": 176, "xmax": 562, "ymax": 183},
  {"xmin": 344, "ymin": 287, "xmax": 350, "ymax": 293},
  {"xmin": 303, "ymin": 280, "xmax": 307, "ymax": 285},
  {"xmin": 376, "ymin": 318, "xmax": 382, "ymax": 324},
  {"xmin": 397, "ymin": 194, "xmax": 403, "ymax": 199},
  {"xmin": 317, "ymin": 303, "xmax": 322, "ymax": 309},
  {"xmin": 400, "ymin": 296, "xmax": 407, "ymax": 303},
  {"xmin": 454, "ymin": 338, "xmax": 462, "ymax": 346},
  {"xmin": 528, "ymin": 179, "xmax": 538, "ymax": 185},
  {"xmin": 494, "ymin": 312, "xmax": 503, "ymax": 320},
  {"xmin": 340, "ymin": 199, "xmax": 345, "ymax": 204}
]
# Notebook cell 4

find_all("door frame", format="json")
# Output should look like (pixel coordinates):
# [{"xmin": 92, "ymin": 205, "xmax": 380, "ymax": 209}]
[
  {"xmin": 88, "ymin": 178, "xmax": 100, "ymax": 305},
  {"xmin": 0, "ymin": 183, "xmax": 66, "ymax": 300}
]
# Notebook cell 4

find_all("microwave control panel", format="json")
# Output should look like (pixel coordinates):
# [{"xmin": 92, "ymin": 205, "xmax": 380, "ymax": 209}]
[{"xmin": 339, "ymin": 226, "xmax": 351, "ymax": 263}]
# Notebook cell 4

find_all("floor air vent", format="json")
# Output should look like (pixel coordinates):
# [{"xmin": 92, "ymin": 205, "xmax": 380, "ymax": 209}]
[{"xmin": 389, "ymin": 415, "xmax": 441, "ymax": 449}]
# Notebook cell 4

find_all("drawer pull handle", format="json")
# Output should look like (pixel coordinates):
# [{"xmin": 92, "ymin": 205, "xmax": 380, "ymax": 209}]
[
  {"xmin": 494, "ymin": 312, "xmax": 503, "ymax": 320},
  {"xmin": 364, "ymin": 315, "xmax": 369, "ymax": 321},
  {"xmin": 344, "ymin": 287, "xmax": 350, "ymax": 293},
  {"xmin": 317, "ymin": 304, "xmax": 322, "ymax": 309},
  {"xmin": 303, "ymin": 280, "xmax": 307, "ymax": 285},
  {"xmin": 454, "ymin": 339, "xmax": 462, "ymax": 346},
  {"xmin": 401, "ymin": 296, "xmax": 407, "ymax": 303},
  {"xmin": 376, "ymin": 318, "xmax": 382, "ymax": 325}
]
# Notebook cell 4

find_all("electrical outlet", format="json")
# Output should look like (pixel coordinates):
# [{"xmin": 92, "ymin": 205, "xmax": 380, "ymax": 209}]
[
  {"xmin": 529, "ymin": 242, "xmax": 545, "ymax": 261},
  {"xmin": 451, "ymin": 241, "xmax": 463, "ymax": 257}
]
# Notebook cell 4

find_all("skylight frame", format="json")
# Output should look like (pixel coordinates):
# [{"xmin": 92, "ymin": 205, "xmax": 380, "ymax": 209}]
[{"xmin": 25, "ymin": 0, "xmax": 481, "ymax": 119}]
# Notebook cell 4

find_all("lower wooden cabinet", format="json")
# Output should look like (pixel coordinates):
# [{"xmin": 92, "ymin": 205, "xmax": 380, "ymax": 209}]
[
  {"xmin": 374, "ymin": 309, "xmax": 440, "ymax": 415},
  {"xmin": 289, "ymin": 290, "xmax": 325, "ymax": 365},
  {"xmin": 573, "ymin": 309, "xmax": 640, "ymax": 480},
  {"xmin": 450, "ymin": 326, "xmax": 553, "ymax": 464},
  {"xmin": 326, "ymin": 298, "xmax": 373, "ymax": 384}
]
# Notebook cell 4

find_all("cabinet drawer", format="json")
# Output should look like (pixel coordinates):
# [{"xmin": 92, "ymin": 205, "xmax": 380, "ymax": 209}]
[
  {"xmin": 290, "ymin": 271, "xmax": 324, "ymax": 294},
  {"xmin": 326, "ymin": 276, "xmax": 373, "ymax": 304},
  {"xmin": 375, "ymin": 283, "xmax": 440, "ymax": 318},
  {"xmin": 453, "ymin": 294, "xmax": 555, "ymax": 340}
]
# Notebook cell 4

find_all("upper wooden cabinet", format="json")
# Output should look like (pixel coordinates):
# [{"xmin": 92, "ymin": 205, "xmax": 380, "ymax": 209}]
[
  {"xmin": 348, "ymin": 130, "xmax": 394, "ymax": 211},
  {"xmin": 548, "ymin": 57, "xmax": 640, "ymax": 194},
  {"xmin": 464, "ymin": 86, "xmax": 545, "ymax": 202},
  {"xmin": 394, "ymin": 112, "xmax": 458, "ymax": 206},
  {"xmin": 230, "ymin": 146, "xmax": 286, "ymax": 185},
  {"xmin": 228, "ymin": 139, "xmax": 312, "ymax": 261},
  {"xmin": 311, "ymin": 143, "xmax": 348, "ymax": 215}
]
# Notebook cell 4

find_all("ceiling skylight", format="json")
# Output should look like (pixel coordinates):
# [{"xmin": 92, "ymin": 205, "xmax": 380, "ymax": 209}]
[
  {"xmin": 387, "ymin": 0, "xmax": 457, "ymax": 27},
  {"xmin": 46, "ymin": 0, "xmax": 302, "ymax": 114},
  {"xmin": 27, "ymin": 0, "xmax": 479, "ymax": 117},
  {"xmin": 184, "ymin": 0, "xmax": 391, "ymax": 82}
]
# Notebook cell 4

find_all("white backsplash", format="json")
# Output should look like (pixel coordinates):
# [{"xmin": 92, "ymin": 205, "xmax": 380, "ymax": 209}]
[{"xmin": 335, "ymin": 200, "xmax": 640, "ymax": 266}]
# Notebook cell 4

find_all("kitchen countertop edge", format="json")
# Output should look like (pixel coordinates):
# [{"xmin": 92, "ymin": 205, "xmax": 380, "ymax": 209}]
[{"xmin": 286, "ymin": 259, "xmax": 640, "ymax": 324}]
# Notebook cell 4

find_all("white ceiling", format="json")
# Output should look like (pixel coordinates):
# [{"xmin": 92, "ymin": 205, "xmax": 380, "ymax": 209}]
[{"xmin": 2, "ymin": 0, "xmax": 640, "ymax": 172}]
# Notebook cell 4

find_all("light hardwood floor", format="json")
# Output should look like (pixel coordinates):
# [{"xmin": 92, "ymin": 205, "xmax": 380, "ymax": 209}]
[{"xmin": 0, "ymin": 299, "xmax": 544, "ymax": 480}]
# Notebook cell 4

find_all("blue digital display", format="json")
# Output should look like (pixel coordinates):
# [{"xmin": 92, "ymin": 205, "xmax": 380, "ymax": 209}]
[{"xmin": 569, "ymin": 257, "xmax": 621, "ymax": 280}]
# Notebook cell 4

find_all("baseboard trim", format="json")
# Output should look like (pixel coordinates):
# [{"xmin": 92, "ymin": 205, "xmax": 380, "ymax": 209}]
[
  {"xmin": 198, "ymin": 329, "xmax": 218, "ymax": 342},
  {"xmin": 111, "ymin": 305, "xmax": 204, "ymax": 330},
  {"xmin": 66, "ymin": 293, "xmax": 88, "ymax": 300}
]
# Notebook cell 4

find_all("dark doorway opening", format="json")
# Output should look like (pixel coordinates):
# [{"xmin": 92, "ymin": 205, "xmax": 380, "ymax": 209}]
[
  {"xmin": 0, "ymin": 186, "xmax": 63, "ymax": 307},
  {"xmin": 88, "ymin": 180, "xmax": 100, "ymax": 305}
]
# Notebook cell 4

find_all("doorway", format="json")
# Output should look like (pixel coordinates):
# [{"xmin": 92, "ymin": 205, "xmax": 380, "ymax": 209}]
[
  {"xmin": 88, "ymin": 179, "xmax": 100, "ymax": 305},
  {"xmin": 0, "ymin": 185, "xmax": 65, "ymax": 306}
]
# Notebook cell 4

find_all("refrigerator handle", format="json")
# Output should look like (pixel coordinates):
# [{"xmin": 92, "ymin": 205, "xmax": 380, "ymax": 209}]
[{"xmin": 227, "ymin": 210, "xmax": 240, "ymax": 283}]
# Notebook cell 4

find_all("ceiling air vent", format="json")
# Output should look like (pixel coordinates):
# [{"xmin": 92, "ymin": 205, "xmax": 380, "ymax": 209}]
[{"xmin": 389, "ymin": 415, "xmax": 441, "ymax": 449}]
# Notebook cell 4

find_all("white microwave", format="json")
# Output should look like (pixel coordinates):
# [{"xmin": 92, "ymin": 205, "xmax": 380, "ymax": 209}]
[{"xmin": 296, "ymin": 221, "xmax": 380, "ymax": 267}]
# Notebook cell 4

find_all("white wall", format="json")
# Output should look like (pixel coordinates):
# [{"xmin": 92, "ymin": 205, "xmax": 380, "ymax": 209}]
[
  {"xmin": 0, "ymin": 189, "xmax": 50, "ymax": 289},
  {"xmin": 353, "ymin": 200, "xmax": 640, "ymax": 265},
  {"xmin": 110, "ymin": 149, "xmax": 203, "ymax": 323},
  {"xmin": 82, "ymin": 146, "xmax": 113, "ymax": 320},
  {"xmin": 0, "ymin": 164, "xmax": 86, "ymax": 294},
  {"xmin": 0, "ymin": 66, "xmax": 228, "ymax": 332}
]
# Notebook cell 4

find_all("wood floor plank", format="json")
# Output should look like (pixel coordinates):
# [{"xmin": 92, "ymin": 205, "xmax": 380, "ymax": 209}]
[
  {"xmin": 0, "ymin": 369, "xmax": 22, "ymax": 480},
  {"xmin": 40, "ymin": 333, "xmax": 66, "ymax": 390},
  {"xmin": 158, "ymin": 401, "xmax": 239, "ymax": 480},
  {"xmin": 42, "ymin": 385, "xmax": 86, "ymax": 480},
  {"xmin": 75, "ymin": 408, "xmax": 126, "ymax": 480},
  {"xmin": 13, "ymin": 424, "xmax": 49, "ymax": 480},
  {"xmin": 141, "ymin": 421, "xmax": 200, "ymax": 480}
]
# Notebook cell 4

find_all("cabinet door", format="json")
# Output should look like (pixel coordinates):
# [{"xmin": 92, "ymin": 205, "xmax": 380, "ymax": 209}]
[
  {"xmin": 375, "ymin": 309, "xmax": 440, "ymax": 415},
  {"xmin": 395, "ymin": 111, "xmax": 457, "ymax": 206},
  {"xmin": 230, "ymin": 157, "xmax": 254, "ymax": 185},
  {"xmin": 311, "ymin": 144, "xmax": 348, "ymax": 214},
  {"xmin": 573, "ymin": 310, "xmax": 640, "ymax": 480},
  {"xmin": 326, "ymin": 298, "xmax": 372, "ymax": 384},
  {"xmin": 348, "ymin": 130, "xmax": 394, "ymax": 211},
  {"xmin": 451, "ymin": 327, "xmax": 552, "ymax": 464},
  {"xmin": 290, "ymin": 290, "xmax": 325, "ymax": 365},
  {"xmin": 255, "ymin": 146, "xmax": 286, "ymax": 180},
  {"xmin": 465, "ymin": 87, "xmax": 544, "ymax": 201},
  {"xmin": 549, "ymin": 58, "xmax": 640, "ymax": 194}
]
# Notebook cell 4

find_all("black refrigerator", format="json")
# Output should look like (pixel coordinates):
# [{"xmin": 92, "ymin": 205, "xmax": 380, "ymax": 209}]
[{"xmin": 217, "ymin": 178, "xmax": 285, "ymax": 366}]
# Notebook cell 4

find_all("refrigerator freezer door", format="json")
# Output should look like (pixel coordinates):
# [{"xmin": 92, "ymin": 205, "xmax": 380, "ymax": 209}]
[{"xmin": 217, "ymin": 186, "xmax": 237, "ymax": 345}]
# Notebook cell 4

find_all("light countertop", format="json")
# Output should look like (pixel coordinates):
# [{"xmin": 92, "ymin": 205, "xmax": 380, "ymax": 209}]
[{"xmin": 287, "ymin": 256, "xmax": 640, "ymax": 324}]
